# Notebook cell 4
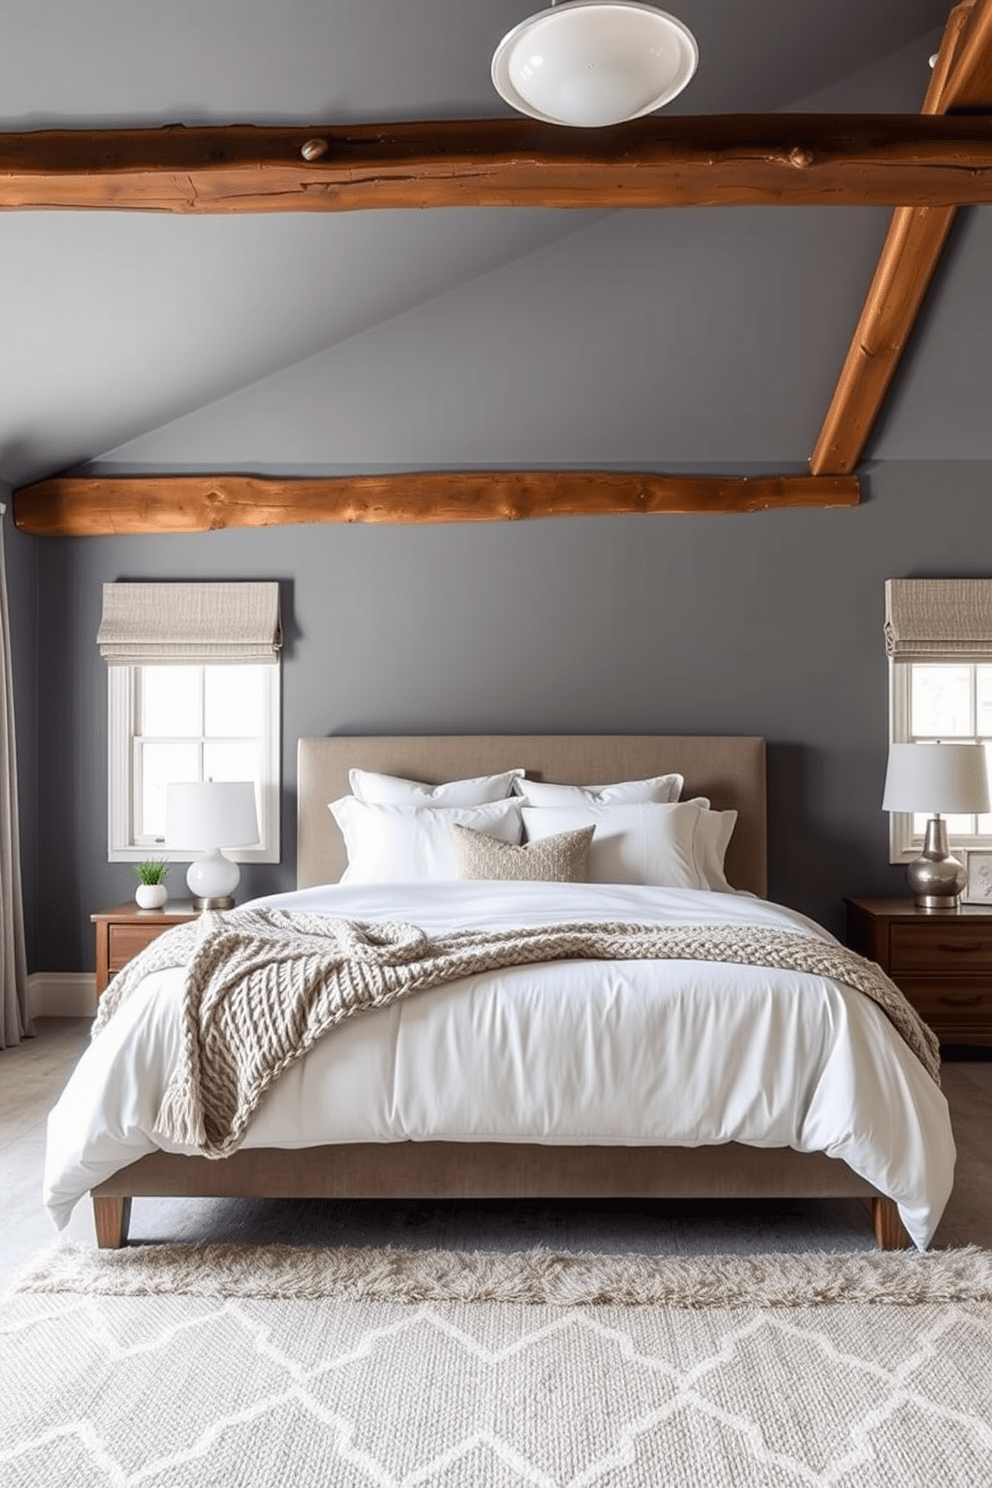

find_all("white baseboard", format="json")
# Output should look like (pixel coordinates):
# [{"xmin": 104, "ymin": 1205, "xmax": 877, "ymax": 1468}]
[{"xmin": 28, "ymin": 972, "xmax": 97, "ymax": 1019}]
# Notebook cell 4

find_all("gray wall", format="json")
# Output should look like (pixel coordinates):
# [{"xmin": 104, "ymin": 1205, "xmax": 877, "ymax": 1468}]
[
  {"xmin": 24, "ymin": 25, "xmax": 992, "ymax": 973},
  {"xmin": 3, "ymin": 492, "xmax": 38, "ymax": 970},
  {"xmin": 34, "ymin": 459, "xmax": 990, "ymax": 971}
]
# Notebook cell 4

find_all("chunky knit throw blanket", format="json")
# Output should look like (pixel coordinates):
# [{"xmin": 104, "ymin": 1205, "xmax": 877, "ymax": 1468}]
[{"xmin": 92, "ymin": 907, "xmax": 940, "ymax": 1159}]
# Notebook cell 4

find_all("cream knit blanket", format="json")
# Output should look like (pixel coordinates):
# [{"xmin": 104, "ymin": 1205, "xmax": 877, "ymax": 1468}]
[{"xmin": 92, "ymin": 907, "xmax": 940, "ymax": 1159}]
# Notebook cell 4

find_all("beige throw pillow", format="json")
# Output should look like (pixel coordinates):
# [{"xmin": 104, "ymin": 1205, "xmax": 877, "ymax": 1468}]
[{"xmin": 453, "ymin": 823, "xmax": 594, "ymax": 883}]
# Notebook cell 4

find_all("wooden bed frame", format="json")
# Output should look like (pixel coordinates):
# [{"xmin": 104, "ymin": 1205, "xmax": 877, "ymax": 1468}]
[{"xmin": 91, "ymin": 733, "xmax": 910, "ymax": 1250}]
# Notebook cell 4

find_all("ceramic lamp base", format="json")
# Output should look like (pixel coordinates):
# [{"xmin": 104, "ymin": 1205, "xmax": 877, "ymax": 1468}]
[{"xmin": 186, "ymin": 848, "xmax": 240, "ymax": 910}]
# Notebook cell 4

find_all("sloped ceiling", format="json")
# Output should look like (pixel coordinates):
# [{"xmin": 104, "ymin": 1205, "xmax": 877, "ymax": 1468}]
[{"xmin": 0, "ymin": 0, "xmax": 961, "ymax": 486}]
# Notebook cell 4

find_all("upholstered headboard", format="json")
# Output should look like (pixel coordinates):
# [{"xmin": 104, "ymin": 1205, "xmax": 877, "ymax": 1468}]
[{"xmin": 297, "ymin": 735, "xmax": 767, "ymax": 897}]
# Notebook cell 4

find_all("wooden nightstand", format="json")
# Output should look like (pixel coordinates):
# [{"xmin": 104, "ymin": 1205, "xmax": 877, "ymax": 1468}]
[
  {"xmin": 846, "ymin": 896, "xmax": 992, "ymax": 1046},
  {"xmin": 91, "ymin": 901, "xmax": 199, "ymax": 997}
]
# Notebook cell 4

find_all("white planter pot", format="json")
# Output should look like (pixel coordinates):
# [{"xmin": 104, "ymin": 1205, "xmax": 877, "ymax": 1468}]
[{"xmin": 135, "ymin": 883, "xmax": 168, "ymax": 910}]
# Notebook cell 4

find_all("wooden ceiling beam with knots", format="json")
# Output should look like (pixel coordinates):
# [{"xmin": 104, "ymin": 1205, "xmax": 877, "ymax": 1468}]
[
  {"xmin": 11, "ymin": 472, "xmax": 861, "ymax": 536},
  {"xmin": 6, "ymin": 114, "xmax": 992, "ymax": 212},
  {"xmin": 810, "ymin": 0, "xmax": 992, "ymax": 475}
]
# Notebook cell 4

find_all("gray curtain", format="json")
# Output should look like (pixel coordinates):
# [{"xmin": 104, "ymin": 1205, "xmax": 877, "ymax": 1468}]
[{"xmin": 0, "ymin": 512, "xmax": 31, "ymax": 1047}]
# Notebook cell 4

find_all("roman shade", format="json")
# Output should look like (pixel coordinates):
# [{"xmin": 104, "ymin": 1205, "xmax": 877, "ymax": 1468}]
[
  {"xmin": 97, "ymin": 582, "xmax": 281, "ymax": 666},
  {"xmin": 884, "ymin": 579, "xmax": 992, "ymax": 662}
]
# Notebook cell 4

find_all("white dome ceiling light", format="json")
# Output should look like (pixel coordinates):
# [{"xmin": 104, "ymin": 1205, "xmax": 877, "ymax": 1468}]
[{"xmin": 491, "ymin": 0, "xmax": 698, "ymax": 129}]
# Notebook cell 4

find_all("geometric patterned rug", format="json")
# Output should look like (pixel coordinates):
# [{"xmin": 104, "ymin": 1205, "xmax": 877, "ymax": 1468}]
[{"xmin": 4, "ymin": 1244, "xmax": 992, "ymax": 1485}]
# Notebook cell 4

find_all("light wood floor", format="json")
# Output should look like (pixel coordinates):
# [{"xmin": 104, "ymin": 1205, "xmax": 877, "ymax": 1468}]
[{"xmin": 2, "ymin": 1017, "xmax": 990, "ymax": 1290}]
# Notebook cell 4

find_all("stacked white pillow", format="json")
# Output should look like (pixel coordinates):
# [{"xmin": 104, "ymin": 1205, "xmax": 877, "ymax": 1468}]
[
  {"xmin": 692, "ymin": 801, "xmax": 738, "ymax": 893},
  {"xmin": 521, "ymin": 800, "xmax": 708, "ymax": 889},
  {"xmin": 349, "ymin": 767, "xmax": 524, "ymax": 806},
  {"xmin": 331, "ymin": 769, "xmax": 525, "ymax": 884},
  {"xmin": 330, "ymin": 766, "xmax": 738, "ymax": 891},
  {"xmin": 514, "ymin": 772, "xmax": 683, "ymax": 807},
  {"xmin": 515, "ymin": 774, "xmax": 737, "ymax": 892}
]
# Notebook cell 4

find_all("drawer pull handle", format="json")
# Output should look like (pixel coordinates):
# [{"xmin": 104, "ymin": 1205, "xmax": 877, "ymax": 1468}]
[
  {"xmin": 938, "ymin": 994, "xmax": 984, "ymax": 1007},
  {"xmin": 935, "ymin": 941, "xmax": 986, "ymax": 953}
]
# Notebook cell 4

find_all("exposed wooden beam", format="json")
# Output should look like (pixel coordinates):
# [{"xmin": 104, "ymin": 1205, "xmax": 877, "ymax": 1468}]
[
  {"xmin": 810, "ymin": 0, "xmax": 992, "ymax": 475},
  {"xmin": 13, "ymin": 472, "xmax": 860, "ymax": 536},
  {"xmin": 6, "ymin": 115, "xmax": 992, "ymax": 213},
  {"xmin": 941, "ymin": 0, "xmax": 992, "ymax": 107}
]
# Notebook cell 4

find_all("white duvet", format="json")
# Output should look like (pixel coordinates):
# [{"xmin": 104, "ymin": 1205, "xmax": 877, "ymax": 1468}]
[{"xmin": 45, "ymin": 882, "xmax": 955, "ymax": 1248}]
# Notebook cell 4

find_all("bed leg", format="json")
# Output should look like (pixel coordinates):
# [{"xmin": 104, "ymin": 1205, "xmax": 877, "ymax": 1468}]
[
  {"xmin": 93, "ymin": 1196, "xmax": 132, "ymax": 1249},
  {"xmin": 871, "ymin": 1197, "xmax": 911, "ymax": 1251}
]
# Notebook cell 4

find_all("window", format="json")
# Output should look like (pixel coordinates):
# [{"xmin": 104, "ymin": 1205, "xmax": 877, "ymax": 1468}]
[
  {"xmin": 107, "ymin": 663, "xmax": 280, "ymax": 862},
  {"xmin": 886, "ymin": 579, "xmax": 992, "ymax": 862},
  {"xmin": 98, "ymin": 581, "xmax": 282, "ymax": 864}
]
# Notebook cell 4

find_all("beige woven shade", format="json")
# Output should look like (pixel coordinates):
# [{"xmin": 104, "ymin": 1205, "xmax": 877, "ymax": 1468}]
[
  {"xmin": 884, "ymin": 578, "xmax": 992, "ymax": 662},
  {"xmin": 97, "ymin": 581, "xmax": 281, "ymax": 666}
]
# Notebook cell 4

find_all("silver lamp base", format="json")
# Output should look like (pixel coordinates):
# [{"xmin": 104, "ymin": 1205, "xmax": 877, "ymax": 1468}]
[{"xmin": 906, "ymin": 816, "xmax": 966, "ymax": 909}]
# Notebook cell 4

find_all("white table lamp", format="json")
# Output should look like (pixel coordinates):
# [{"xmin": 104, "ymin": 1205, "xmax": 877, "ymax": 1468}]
[
  {"xmin": 166, "ymin": 781, "xmax": 259, "ymax": 910},
  {"xmin": 882, "ymin": 743, "xmax": 990, "ymax": 908}
]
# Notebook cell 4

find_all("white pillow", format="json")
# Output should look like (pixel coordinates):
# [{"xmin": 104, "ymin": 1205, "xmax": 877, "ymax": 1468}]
[
  {"xmin": 696, "ymin": 806, "xmax": 738, "ymax": 892},
  {"xmin": 516, "ymin": 773, "xmax": 682, "ymax": 806},
  {"xmin": 521, "ymin": 801, "xmax": 706, "ymax": 889},
  {"xmin": 349, "ymin": 767, "xmax": 524, "ymax": 806},
  {"xmin": 329, "ymin": 797, "xmax": 524, "ymax": 883}
]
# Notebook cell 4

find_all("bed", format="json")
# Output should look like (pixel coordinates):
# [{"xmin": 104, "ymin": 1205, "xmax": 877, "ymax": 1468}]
[{"xmin": 47, "ymin": 734, "xmax": 954, "ymax": 1250}]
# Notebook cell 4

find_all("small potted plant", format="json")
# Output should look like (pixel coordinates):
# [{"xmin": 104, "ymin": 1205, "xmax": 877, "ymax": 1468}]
[{"xmin": 134, "ymin": 860, "xmax": 170, "ymax": 910}]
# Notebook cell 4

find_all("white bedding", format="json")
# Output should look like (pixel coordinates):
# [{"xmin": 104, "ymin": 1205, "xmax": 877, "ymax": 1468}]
[{"xmin": 45, "ymin": 882, "xmax": 955, "ymax": 1247}]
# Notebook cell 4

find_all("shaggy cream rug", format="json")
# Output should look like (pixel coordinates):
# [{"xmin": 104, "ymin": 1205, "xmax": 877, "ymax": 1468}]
[{"xmin": 4, "ymin": 1244, "xmax": 992, "ymax": 1485}]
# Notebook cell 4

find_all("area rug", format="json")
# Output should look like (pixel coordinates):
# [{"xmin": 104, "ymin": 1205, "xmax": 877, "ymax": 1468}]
[{"xmin": 3, "ymin": 1244, "xmax": 992, "ymax": 1486}]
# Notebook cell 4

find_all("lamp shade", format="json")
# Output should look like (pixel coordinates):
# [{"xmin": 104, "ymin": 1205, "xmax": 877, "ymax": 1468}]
[
  {"xmin": 491, "ymin": 1, "xmax": 697, "ymax": 128},
  {"xmin": 882, "ymin": 743, "xmax": 991, "ymax": 815},
  {"xmin": 166, "ymin": 781, "xmax": 259, "ymax": 851}
]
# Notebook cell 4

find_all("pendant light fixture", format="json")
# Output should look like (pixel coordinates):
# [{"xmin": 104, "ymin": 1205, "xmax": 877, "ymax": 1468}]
[{"xmin": 491, "ymin": 0, "xmax": 698, "ymax": 128}]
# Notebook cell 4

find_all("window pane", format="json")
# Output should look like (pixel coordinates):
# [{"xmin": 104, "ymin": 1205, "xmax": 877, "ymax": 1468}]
[
  {"xmin": 981, "ymin": 742, "xmax": 992, "ymax": 834},
  {"xmin": 204, "ymin": 666, "xmax": 264, "ymax": 739},
  {"xmin": 140, "ymin": 667, "xmax": 201, "ymax": 737},
  {"xmin": 137, "ymin": 741, "xmax": 199, "ymax": 839},
  {"xmin": 203, "ymin": 739, "xmax": 259, "ymax": 785},
  {"xmin": 978, "ymin": 668, "xmax": 992, "ymax": 737},
  {"xmin": 910, "ymin": 665, "xmax": 972, "ymax": 737},
  {"xmin": 912, "ymin": 810, "xmax": 974, "ymax": 837}
]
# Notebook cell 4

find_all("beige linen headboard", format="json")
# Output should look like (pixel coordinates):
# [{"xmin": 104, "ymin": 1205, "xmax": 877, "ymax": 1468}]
[{"xmin": 297, "ymin": 735, "xmax": 767, "ymax": 897}]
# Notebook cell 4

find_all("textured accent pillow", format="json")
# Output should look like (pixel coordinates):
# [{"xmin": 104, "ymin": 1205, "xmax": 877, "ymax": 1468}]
[
  {"xmin": 453, "ymin": 823, "xmax": 594, "ymax": 883},
  {"xmin": 521, "ymin": 800, "xmax": 707, "ymax": 888},
  {"xmin": 329, "ymin": 798, "xmax": 523, "ymax": 883},
  {"xmin": 349, "ymin": 768, "xmax": 524, "ymax": 806},
  {"xmin": 515, "ymin": 773, "xmax": 683, "ymax": 806}
]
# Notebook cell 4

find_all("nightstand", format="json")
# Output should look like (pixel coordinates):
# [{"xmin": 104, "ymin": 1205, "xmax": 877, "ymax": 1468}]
[
  {"xmin": 91, "ymin": 901, "xmax": 199, "ymax": 997},
  {"xmin": 846, "ymin": 896, "xmax": 992, "ymax": 1046}
]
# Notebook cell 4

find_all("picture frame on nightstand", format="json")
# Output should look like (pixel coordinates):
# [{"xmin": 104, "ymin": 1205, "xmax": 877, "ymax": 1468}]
[{"xmin": 963, "ymin": 850, "xmax": 992, "ymax": 905}]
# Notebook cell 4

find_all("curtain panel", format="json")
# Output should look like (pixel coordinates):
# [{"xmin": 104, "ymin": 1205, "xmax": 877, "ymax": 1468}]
[
  {"xmin": 97, "ymin": 581, "xmax": 282, "ymax": 666},
  {"xmin": 0, "ymin": 511, "xmax": 31, "ymax": 1048}
]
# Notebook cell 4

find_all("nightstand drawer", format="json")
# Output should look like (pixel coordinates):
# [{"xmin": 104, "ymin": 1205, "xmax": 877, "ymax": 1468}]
[
  {"xmin": 107, "ymin": 922, "xmax": 174, "ymax": 969},
  {"xmin": 889, "ymin": 923, "xmax": 992, "ymax": 976},
  {"xmin": 93, "ymin": 901, "xmax": 197, "ymax": 997},
  {"xmin": 896, "ymin": 978, "xmax": 992, "ymax": 1029}
]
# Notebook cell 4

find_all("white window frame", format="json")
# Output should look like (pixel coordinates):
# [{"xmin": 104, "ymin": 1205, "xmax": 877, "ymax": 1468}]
[
  {"xmin": 888, "ymin": 659, "xmax": 992, "ymax": 862},
  {"xmin": 108, "ymin": 664, "xmax": 281, "ymax": 864}
]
